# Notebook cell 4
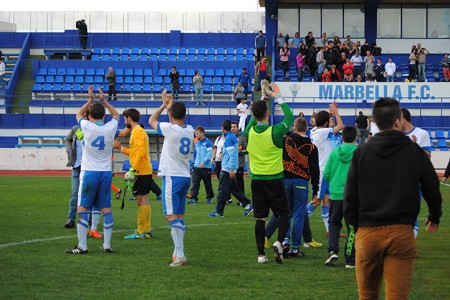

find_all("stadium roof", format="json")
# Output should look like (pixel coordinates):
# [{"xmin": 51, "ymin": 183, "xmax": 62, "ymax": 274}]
[{"xmin": 260, "ymin": 0, "xmax": 449, "ymax": 5}]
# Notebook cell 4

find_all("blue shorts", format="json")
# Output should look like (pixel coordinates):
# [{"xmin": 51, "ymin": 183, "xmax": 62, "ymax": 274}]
[
  {"xmin": 162, "ymin": 176, "xmax": 191, "ymax": 216},
  {"xmin": 318, "ymin": 176, "xmax": 330, "ymax": 200},
  {"xmin": 78, "ymin": 170, "xmax": 112, "ymax": 210}
]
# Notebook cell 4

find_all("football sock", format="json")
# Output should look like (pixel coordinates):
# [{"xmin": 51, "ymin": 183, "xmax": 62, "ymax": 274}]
[
  {"xmin": 170, "ymin": 219, "xmax": 184, "ymax": 258},
  {"xmin": 103, "ymin": 212, "xmax": 114, "ymax": 249},
  {"xmin": 178, "ymin": 221, "xmax": 186, "ymax": 258},
  {"xmin": 321, "ymin": 206, "xmax": 330, "ymax": 232},
  {"xmin": 277, "ymin": 215, "xmax": 290, "ymax": 243},
  {"xmin": 307, "ymin": 203, "xmax": 316, "ymax": 218},
  {"xmin": 91, "ymin": 210, "xmax": 101, "ymax": 231},
  {"xmin": 255, "ymin": 219, "xmax": 266, "ymax": 255},
  {"xmin": 141, "ymin": 205, "xmax": 151, "ymax": 233},
  {"xmin": 413, "ymin": 219, "xmax": 419, "ymax": 239},
  {"xmin": 111, "ymin": 184, "xmax": 120, "ymax": 193},
  {"xmin": 77, "ymin": 212, "xmax": 89, "ymax": 250},
  {"xmin": 137, "ymin": 205, "xmax": 146, "ymax": 234}
]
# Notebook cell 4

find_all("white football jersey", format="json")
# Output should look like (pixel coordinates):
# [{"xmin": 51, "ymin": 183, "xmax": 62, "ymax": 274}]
[
  {"xmin": 214, "ymin": 135, "xmax": 225, "ymax": 162},
  {"xmin": 79, "ymin": 118, "xmax": 119, "ymax": 171},
  {"xmin": 157, "ymin": 122, "xmax": 194, "ymax": 177},
  {"xmin": 310, "ymin": 127, "xmax": 334, "ymax": 172},
  {"xmin": 405, "ymin": 127, "xmax": 432, "ymax": 152},
  {"xmin": 370, "ymin": 121, "xmax": 379, "ymax": 135}
]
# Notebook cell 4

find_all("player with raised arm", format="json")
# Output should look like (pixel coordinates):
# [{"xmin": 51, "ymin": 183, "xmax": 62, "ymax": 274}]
[
  {"xmin": 66, "ymin": 86, "xmax": 119, "ymax": 254},
  {"xmin": 149, "ymin": 90, "xmax": 194, "ymax": 267}
]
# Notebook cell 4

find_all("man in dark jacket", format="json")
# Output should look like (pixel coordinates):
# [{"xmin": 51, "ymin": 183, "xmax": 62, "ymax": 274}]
[
  {"xmin": 169, "ymin": 66, "xmax": 180, "ymax": 101},
  {"xmin": 106, "ymin": 67, "xmax": 117, "ymax": 101},
  {"xmin": 76, "ymin": 19, "xmax": 88, "ymax": 49},
  {"xmin": 344, "ymin": 97, "xmax": 442, "ymax": 300}
]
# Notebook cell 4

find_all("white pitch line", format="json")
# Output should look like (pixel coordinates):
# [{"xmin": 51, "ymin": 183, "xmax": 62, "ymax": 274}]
[{"xmin": 0, "ymin": 221, "xmax": 253, "ymax": 249}]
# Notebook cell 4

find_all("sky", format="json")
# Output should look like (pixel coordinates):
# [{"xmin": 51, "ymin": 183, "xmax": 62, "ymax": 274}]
[{"xmin": 6, "ymin": 0, "xmax": 263, "ymax": 12}]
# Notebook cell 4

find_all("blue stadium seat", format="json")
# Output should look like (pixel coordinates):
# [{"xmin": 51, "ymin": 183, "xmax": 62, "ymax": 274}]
[
  {"xmin": 246, "ymin": 48, "xmax": 255, "ymax": 55},
  {"xmin": 57, "ymin": 68, "xmax": 66, "ymax": 76},
  {"xmin": 134, "ymin": 69, "xmax": 143, "ymax": 77},
  {"xmin": 216, "ymin": 55, "xmax": 225, "ymax": 61},
  {"xmin": 93, "ymin": 47, "xmax": 102, "ymax": 55},
  {"xmin": 164, "ymin": 77, "xmax": 171, "ymax": 84},
  {"xmin": 214, "ymin": 77, "xmax": 223, "ymax": 84},
  {"xmin": 184, "ymin": 77, "xmax": 193, "ymax": 85},
  {"xmin": 178, "ymin": 55, "xmax": 186, "ymax": 62},
  {"xmin": 144, "ymin": 69, "xmax": 153, "ymax": 76},
  {"xmin": 85, "ymin": 76, "xmax": 94, "ymax": 84},
  {"xmin": 141, "ymin": 47, "xmax": 150, "ymax": 55},
  {"xmin": 66, "ymin": 69, "xmax": 76, "ymax": 76},
  {"xmin": 236, "ymin": 54, "xmax": 244, "ymax": 61},
  {"xmin": 75, "ymin": 76, "xmax": 84, "ymax": 84},
  {"xmin": 95, "ymin": 69, "xmax": 105, "ymax": 76},
  {"xmin": 164, "ymin": 84, "xmax": 172, "ymax": 91},
  {"xmin": 132, "ymin": 85, "xmax": 142, "ymax": 93},
  {"xmin": 45, "ymin": 76, "xmax": 55, "ymax": 83},
  {"xmin": 223, "ymin": 85, "xmax": 232, "ymax": 93},
  {"xmin": 205, "ymin": 69, "xmax": 214, "ymax": 77},
  {"xmin": 213, "ymin": 85, "xmax": 222, "ymax": 93},
  {"xmin": 225, "ymin": 69, "xmax": 234, "ymax": 77},
  {"xmin": 149, "ymin": 55, "xmax": 158, "ymax": 61},
  {"xmin": 206, "ymin": 55, "xmax": 215, "ymax": 61},
  {"xmin": 124, "ymin": 76, "xmax": 133, "ymax": 84},
  {"xmin": 437, "ymin": 139, "xmax": 448, "ymax": 150},
  {"xmin": 168, "ymin": 55, "xmax": 177, "ymax": 61},
  {"xmin": 158, "ymin": 69, "xmax": 167, "ymax": 77},
  {"xmin": 42, "ymin": 84, "xmax": 52, "ymax": 93},
  {"xmin": 116, "ymin": 77, "xmax": 123, "ymax": 84},
  {"xmin": 144, "ymin": 77, "xmax": 153, "ymax": 84},
  {"xmin": 236, "ymin": 48, "xmax": 245, "ymax": 55},
  {"xmin": 160, "ymin": 47, "xmax": 168, "ymax": 56},
  {"xmin": 102, "ymin": 48, "xmax": 111, "ymax": 55},
  {"xmin": 32, "ymin": 83, "xmax": 42, "ymax": 93},
  {"xmin": 150, "ymin": 47, "xmax": 159, "ymax": 55},
  {"xmin": 225, "ymin": 54, "xmax": 234, "ymax": 61},
  {"xmin": 121, "ymin": 47, "xmax": 131, "ymax": 55},
  {"xmin": 116, "ymin": 69, "xmax": 124, "ymax": 76},
  {"xmin": 203, "ymin": 85, "xmax": 212, "ymax": 93},
  {"xmin": 62, "ymin": 83, "xmax": 72, "ymax": 93},
  {"xmin": 137, "ymin": 55, "xmax": 147, "ymax": 61},
  {"xmin": 178, "ymin": 69, "xmax": 186, "ymax": 76},
  {"xmin": 206, "ymin": 47, "xmax": 215, "ymax": 55},
  {"xmin": 186, "ymin": 69, "xmax": 195, "ymax": 77},
  {"xmin": 198, "ymin": 69, "xmax": 205, "ymax": 76},
  {"xmin": 124, "ymin": 69, "xmax": 133, "ymax": 76},
  {"xmin": 159, "ymin": 55, "xmax": 168, "ymax": 62},
  {"xmin": 36, "ymin": 76, "xmax": 45, "ymax": 84},
  {"xmin": 217, "ymin": 48, "xmax": 225, "ymax": 55},
  {"xmin": 72, "ymin": 84, "xmax": 82, "ymax": 93},
  {"xmin": 111, "ymin": 47, "xmax": 121, "ymax": 55},
  {"xmin": 246, "ymin": 54, "xmax": 254, "ymax": 61},
  {"xmin": 86, "ymin": 68, "xmax": 95, "ymax": 76},
  {"xmin": 435, "ymin": 130, "xmax": 445, "ymax": 139},
  {"xmin": 188, "ymin": 48, "xmax": 196, "ymax": 55},
  {"xmin": 111, "ymin": 55, "xmax": 119, "ymax": 61},
  {"xmin": 169, "ymin": 47, "xmax": 178, "ymax": 55},
  {"xmin": 178, "ymin": 48, "xmax": 187, "ymax": 56},
  {"xmin": 120, "ymin": 54, "xmax": 129, "ymax": 61},
  {"xmin": 152, "ymin": 85, "xmax": 162, "ymax": 93},
  {"xmin": 226, "ymin": 47, "xmax": 235, "ymax": 55},
  {"xmin": 197, "ymin": 48, "xmax": 206, "ymax": 56},
  {"xmin": 131, "ymin": 47, "xmax": 140, "ymax": 55},
  {"xmin": 142, "ymin": 85, "xmax": 151, "ymax": 93},
  {"xmin": 187, "ymin": 55, "xmax": 196, "ymax": 61},
  {"xmin": 134, "ymin": 77, "xmax": 143, "ymax": 84},
  {"xmin": 215, "ymin": 69, "xmax": 225, "ymax": 77},
  {"xmin": 91, "ymin": 55, "xmax": 100, "ymax": 60},
  {"xmin": 204, "ymin": 77, "xmax": 213, "ymax": 85},
  {"xmin": 52, "ymin": 84, "xmax": 62, "ymax": 93},
  {"xmin": 224, "ymin": 77, "xmax": 233, "ymax": 85},
  {"xmin": 65, "ymin": 76, "xmax": 74, "ymax": 84},
  {"xmin": 55, "ymin": 76, "xmax": 64, "ymax": 84},
  {"xmin": 38, "ymin": 68, "xmax": 47, "ymax": 76},
  {"xmin": 121, "ymin": 84, "xmax": 132, "ymax": 93},
  {"xmin": 154, "ymin": 76, "xmax": 163, "ymax": 84},
  {"xmin": 196, "ymin": 55, "xmax": 205, "ymax": 62},
  {"xmin": 181, "ymin": 85, "xmax": 192, "ymax": 93},
  {"xmin": 47, "ymin": 68, "xmax": 57, "ymax": 76}
]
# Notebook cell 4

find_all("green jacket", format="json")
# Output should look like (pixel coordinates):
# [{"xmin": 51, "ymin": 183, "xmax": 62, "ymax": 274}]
[{"xmin": 323, "ymin": 143, "xmax": 357, "ymax": 200}]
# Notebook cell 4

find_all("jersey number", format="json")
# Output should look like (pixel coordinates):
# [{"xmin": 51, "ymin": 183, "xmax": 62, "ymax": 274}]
[
  {"xmin": 179, "ymin": 137, "xmax": 191, "ymax": 155},
  {"xmin": 91, "ymin": 136, "xmax": 105, "ymax": 150}
]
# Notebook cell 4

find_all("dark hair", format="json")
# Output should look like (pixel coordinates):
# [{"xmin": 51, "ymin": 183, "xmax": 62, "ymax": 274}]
[
  {"xmin": 294, "ymin": 117, "xmax": 307, "ymax": 132},
  {"xmin": 172, "ymin": 66, "xmax": 176, "ymax": 69},
  {"xmin": 123, "ymin": 108, "xmax": 140, "ymax": 122},
  {"xmin": 222, "ymin": 120, "xmax": 231, "ymax": 131},
  {"xmin": 242, "ymin": 68, "xmax": 247, "ymax": 71},
  {"xmin": 315, "ymin": 110, "xmax": 331, "ymax": 127},
  {"xmin": 231, "ymin": 121, "xmax": 239, "ymax": 127},
  {"xmin": 401, "ymin": 108, "xmax": 412, "ymax": 122},
  {"xmin": 342, "ymin": 126, "xmax": 357, "ymax": 143},
  {"xmin": 372, "ymin": 98, "xmax": 402, "ymax": 130},
  {"xmin": 251, "ymin": 100, "xmax": 268, "ymax": 121},
  {"xmin": 195, "ymin": 126, "xmax": 205, "ymax": 133},
  {"xmin": 89, "ymin": 102, "xmax": 105, "ymax": 120},
  {"xmin": 170, "ymin": 102, "xmax": 186, "ymax": 120},
  {"xmin": 359, "ymin": 111, "xmax": 363, "ymax": 116}
]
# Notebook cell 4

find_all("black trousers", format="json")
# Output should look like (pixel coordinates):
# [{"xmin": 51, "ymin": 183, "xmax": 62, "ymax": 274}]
[
  {"xmin": 328, "ymin": 200, "xmax": 355, "ymax": 264},
  {"xmin": 108, "ymin": 84, "xmax": 117, "ymax": 100},
  {"xmin": 190, "ymin": 167, "xmax": 214, "ymax": 200}
]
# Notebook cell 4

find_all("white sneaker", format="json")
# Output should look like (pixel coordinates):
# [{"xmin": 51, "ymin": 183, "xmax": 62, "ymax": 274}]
[
  {"xmin": 170, "ymin": 256, "xmax": 187, "ymax": 267},
  {"xmin": 257, "ymin": 255, "xmax": 268, "ymax": 264},
  {"xmin": 273, "ymin": 241, "xmax": 283, "ymax": 264}
]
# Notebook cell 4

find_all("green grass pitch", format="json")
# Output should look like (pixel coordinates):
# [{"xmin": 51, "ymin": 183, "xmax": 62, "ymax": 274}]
[{"xmin": 0, "ymin": 176, "xmax": 448, "ymax": 299}]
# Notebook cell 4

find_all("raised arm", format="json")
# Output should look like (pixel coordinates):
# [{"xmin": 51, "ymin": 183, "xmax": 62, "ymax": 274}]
[
  {"xmin": 97, "ymin": 87, "xmax": 119, "ymax": 120},
  {"xmin": 76, "ymin": 85, "xmax": 95, "ymax": 122},
  {"xmin": 329, "ymin": 101, "xmax": 344, "ymax": 134},
  {"xmin": 148, "ymin": 89, "xmax": 172, "ymax": 130}
]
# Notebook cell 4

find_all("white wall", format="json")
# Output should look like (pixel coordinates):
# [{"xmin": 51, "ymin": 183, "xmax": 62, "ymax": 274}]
[{"xmin": 377, "ymin": 39, "xmax": 450, "ymax": 54}]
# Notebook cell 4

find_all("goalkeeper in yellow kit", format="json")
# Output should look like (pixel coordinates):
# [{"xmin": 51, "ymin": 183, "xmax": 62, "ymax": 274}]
[{"xmin": 114, "ymin": 108, "xmax": 154, "ymax": 239}]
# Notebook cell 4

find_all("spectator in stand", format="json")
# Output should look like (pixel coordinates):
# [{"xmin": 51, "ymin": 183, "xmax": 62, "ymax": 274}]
[
  {"xmin": 255, "ymin": 30, "xmax": 266, "ymax": 63},
  {"xmin": 234, "ymin": 82, "xmax": 245, "ymax": 105},
  {"xmin": 356, "ymin": 41, "xmax": 361, "ymax": 52},
  {"xmin": 75, "ymin": 19, "xmax": 88, "ymax": 49},
  {"xmin": 169, "ymin": 66, "xmax": 180, "ymax": 100},
  {"xmin": 324, "ymin": 41, "xmax": 334, "ymax": 68},
  {"xmin": 106, "ymin": 67, "xmax": 117, "ymax": 101},
  {"xmin": 440, "ymin": 53, "xmax": 450, "ymax": 81},
  {"xmin": 308, "ymin": 42, "xmax": 319, "ymax": 77},
  {"xmin": 409, "ymin": 48, "xmax": 418, "ymax": 81},
  {"xmin": 255, "ymin": 57, "xmax": 268, "ymax": 91},
  {"xmin": 417, "ymin": 45, "xmax": 429, "ymax": 82},
  {"xmin": 348, "ymin": 43, "xmax": 357, "ymax": 58},
  {"xmin": 305, "ymin": 31, "xmax": 315, "ymax": 49},
  {"xmin": 343, "ymin": 57, "xmax": 354, "ymax": 82},
  {"xmin": 310, "ymin": 112, "xmax": 317, "ymax": 127},
  {"xmin": 363, "ymin": 50, "xmax": 373, "ymax": 63},
  {"xmin": 365, "ymin": 56, "xmax": 375, "ymax": 79},
  {"xmin": 374, "ymin": 57, "xmax": 385, "ymax": 82},
  {"xmin": 296, "ymin": 51, "xmax": 306, "ymax": 82},
  {"xmin": 317, "ymin": 61, "xmax": 327, "ymax": 81},
  {"xmin": 350, "ymin": 51, "xmax": 363, "ymax": 79},
  {"xmin": 238, "ymin": 68, "xmax": 251, "ymax": 98},
  {"xmin": 276, "ymin": 33, "xmax": 285, "ymax": 49},
  {"xmin": 360, "ymin": 41, "xmax": 369, "ymax": 55},
  {"xmin": 330, "ymin": 65, "xmax": 341, "ymax": 82},
  {"xmin": 193, "ymin": 71, "xmax": 204, "ymax": 106},
  {"xmin": 0, "ymin": 57, "xmax": 5, "ymax": 87},
  {"xmin": 280, "ymin": 43, "xmax": 290, "ymax": 76},
  {"xmin": 322, "ymin": 67, "xmax": 332, "ymax": 82},
  {"xmin": 292, "ymin": 32, "xmax": 303, "ymax": 48},
  {"xmin": 316, "ymin": 46, "xmax": 326, "ymax": 70},
  {"xmin": 337, "ymin": 52, "xmax": 347, "ymax": 75},
  {"xmin": 344, "ymin": 35, "xmax": 353, "ymax": 47},
  {"xmin": 321, "ymin": 33, "xmax": 328, "ymax": 47},
  {"xmin": 385, "ymin": 57, "xmax": 396, "ymax": 82},
  {"xmin": 355, "ymin": 74, "xmax": 363, "ymax": 82}
]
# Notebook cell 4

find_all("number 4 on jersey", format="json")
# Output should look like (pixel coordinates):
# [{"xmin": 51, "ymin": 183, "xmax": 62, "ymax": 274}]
[{"xmin": 91, "ymin": 136, "xmax": 105, "ymax": 150}]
